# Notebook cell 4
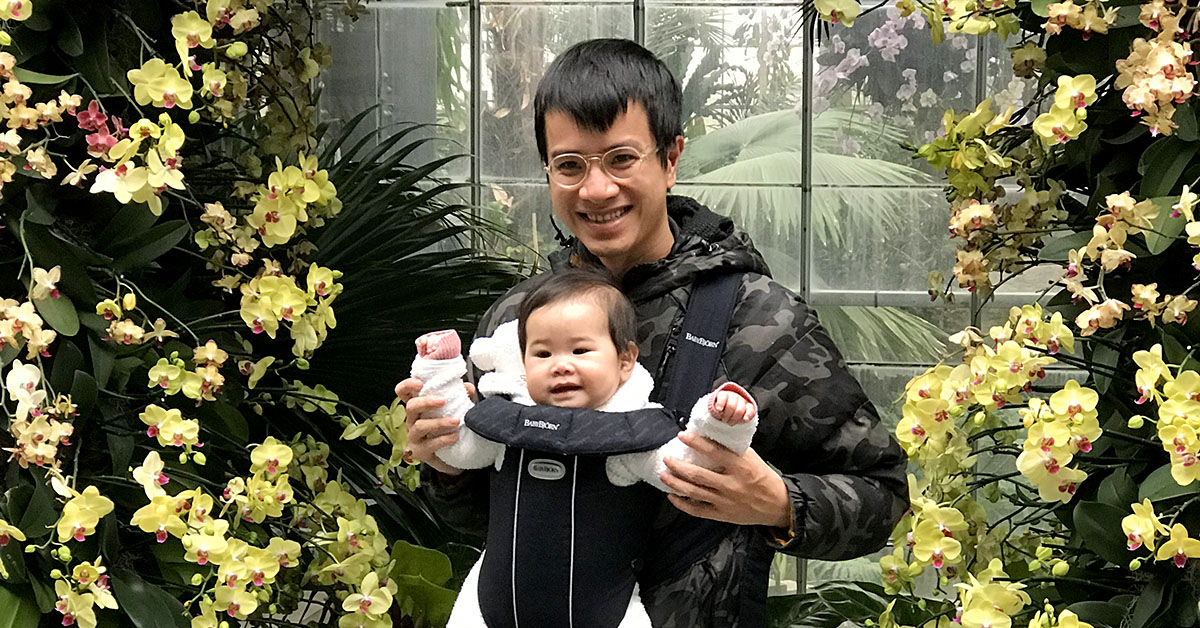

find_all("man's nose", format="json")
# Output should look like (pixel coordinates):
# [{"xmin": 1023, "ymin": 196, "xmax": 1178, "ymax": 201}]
[{"xmin": 577, "ymin": 162, "xmax": 619, "ymax": 202}]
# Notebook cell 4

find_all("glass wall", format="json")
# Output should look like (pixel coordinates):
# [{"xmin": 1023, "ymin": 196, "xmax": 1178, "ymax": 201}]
[{"xmin": 318, "ymin": 0, "xmax": 1042, "ymax": 593}]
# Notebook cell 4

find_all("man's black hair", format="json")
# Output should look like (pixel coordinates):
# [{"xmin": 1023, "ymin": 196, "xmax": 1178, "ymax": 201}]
[
  {"xmin": 517, "ymin": 268, "xmax": 638, "ymax": 355},
  {"xmin": 534, "ymin": 38, "xmax": 682, "ymax": 167}
]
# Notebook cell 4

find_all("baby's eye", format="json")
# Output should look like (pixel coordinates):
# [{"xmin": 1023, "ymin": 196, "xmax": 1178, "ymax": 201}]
[
  {"xmin": 573, "ymin": 348, "xmax": 590, "ymax": 355},
  {"xmin": 534, "ymin": 350, "xmax": 551, "ymax": 358}
]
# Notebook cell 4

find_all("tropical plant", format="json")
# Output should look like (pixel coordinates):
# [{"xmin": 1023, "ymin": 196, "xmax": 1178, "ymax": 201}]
[
  {"xmin": 764, "ymin": 0, "xmax": 1200, "ymax": 626},
  {"xmin": 0, "ymin": 2, "xmax": 520, "ymax": 628}
]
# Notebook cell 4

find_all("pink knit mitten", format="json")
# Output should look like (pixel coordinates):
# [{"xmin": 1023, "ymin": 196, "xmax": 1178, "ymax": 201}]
[{"xmin": 415, "ymin": 330, "xmax": 461, "ymax": 360}]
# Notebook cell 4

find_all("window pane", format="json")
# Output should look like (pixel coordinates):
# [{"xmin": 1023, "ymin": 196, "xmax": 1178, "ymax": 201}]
[
  {"xmin": 812, "ymin": 5, "xmax": 979, "ymax": 174},
  {"xmin": 811, "ymin": 186, "xmax": 955, "ymax": 294},
  {"xmin": 320, "ymin": 3, "xmax": 471, "ymax": 180},
  {"xmin": 479, "ymin": 3, "xmax": 634, "ymax": 180},
  {"xmin": 647, "ymin": 4, "xmax": 807, "ymax": 185},
  {"xmin": 671, "ymin": 183, "xmax": 804, "ymax": 289}
]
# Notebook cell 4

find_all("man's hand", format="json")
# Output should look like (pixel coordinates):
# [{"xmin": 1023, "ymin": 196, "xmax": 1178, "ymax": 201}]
[
  {"xmin": 660, "ymin": 431, "xmax": 791, "ymax": 528},
  {"xmin": 394, "ymin": 377, "xmax": 473, "ymax": 476}
]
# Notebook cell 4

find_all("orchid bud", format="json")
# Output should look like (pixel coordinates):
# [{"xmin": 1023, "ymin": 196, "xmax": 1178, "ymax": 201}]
[
  {"xmin": 50, "ymin": 569, "xmax": 63, "ymax": 579},
  {"xmin": 226, "ymin": 42, "xmax": 248, "ymax": 59},
  {"xmin": 58, "ymin": 547, "xmax": 71, "ymax": 562},
  {"xmin": 188, "ymin": 111, "xmax": 201, "ymax": 124},
  {"xmin": 295, "ymin": 358, "xmax": 310, "ymax": 370},
  {"xmin": 179, "ymin": 452, "xmax": 189, "ymax": 464},
  {"xmin": 123, "ymin": 292, "xmax": 137, "ymax": 310},
  {"xmin": 191, "ymin": 573, "xmax": 204, "ymax": 585},
  {"xmin": 1128, "ymin": 415, "xmax": 1145, "ymax": 429},
  {"xmin": 1052, "ymin": 561, "xmax": 1069, "ymax": 577},
  {"xmin": 195, "ymin": 452, "xmax": 207, "ymax": 466},
  {"xmin": 1130, "ymin": 558, "xmax": 1142, "ymax": 570}
]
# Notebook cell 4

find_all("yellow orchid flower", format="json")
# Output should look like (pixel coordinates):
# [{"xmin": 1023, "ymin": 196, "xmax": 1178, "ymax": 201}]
[
  {"xmin": 127, "ymin": 59, "xmax": 194, "ymax": 109},
  {"xmin": 1123, "ymin": 498, "xmax": 1169, "ymax": 551},
  {"xmin": 132, "ymin": 449, "xmax": 170, "ymax": 499},
  {"xmin": 250, "ymin": 436, "xmax": 294, "ymax": 474},
  {"xmin": 31, "ymin": 265, "xmax": 61, "ymax": 300},
  {"xmin": 1054, "ymin": 74, "xmax": 1098, "ymax": 111},
  {"xmin": 130, "ymin": 494, "xmax": 189, "ymax": 543},
  {"xmin": 0, "ymin": 518, "xmax": 25, "ymax": 545},
  {"xmin": 56, "ymin": 485, "xmax": 114, "ymax": 543},
  {"xmin": 814, "ymin": 0, "xmax": 860, "ymax": 25},
  {"xmin": 1156, "ymin": 523, "xmax": 1200, "ymax": 567},
  {"xmin": 343, "ymin": 571, "xmax": 394, "ymax": 617},
  {"xmin": 214, "ymin": 584, "xmax": 258, "ymax": 620}
]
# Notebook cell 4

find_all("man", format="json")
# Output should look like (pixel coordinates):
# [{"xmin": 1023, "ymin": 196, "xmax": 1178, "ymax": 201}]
[{"xmin": 397, "ymin": 38, "xmax": 908, "ymax": 627}]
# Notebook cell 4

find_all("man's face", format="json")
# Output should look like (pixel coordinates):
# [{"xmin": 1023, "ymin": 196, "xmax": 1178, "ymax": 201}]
[
  {"xmin": 543, "ymin": 102, "xmax": 682, "ymax": 276},
  {"xmin": 522, "ymin": 297, "xmax": 635, "ymax": 409}
]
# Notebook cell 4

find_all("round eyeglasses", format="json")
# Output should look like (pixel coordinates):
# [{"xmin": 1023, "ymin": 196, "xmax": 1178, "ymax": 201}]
[{"xmin": 544, "ymin": 146, "xmax": 649, "ymax": 188}]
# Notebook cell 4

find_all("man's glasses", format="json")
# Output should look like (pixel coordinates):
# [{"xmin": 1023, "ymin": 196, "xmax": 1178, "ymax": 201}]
[{"xmin": 544, "ymin": 146, "xmax": 649, "ymax": 188}]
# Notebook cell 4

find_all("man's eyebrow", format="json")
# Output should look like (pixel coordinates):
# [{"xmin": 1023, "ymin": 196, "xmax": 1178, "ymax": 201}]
[{"xmin": 549, "ymin": 142, "xmax": 641, "ymax": 158}]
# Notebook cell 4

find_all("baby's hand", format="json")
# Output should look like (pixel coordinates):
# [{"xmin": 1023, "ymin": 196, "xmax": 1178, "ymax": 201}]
[
  {"xmin": 709, "ymin": 388, "xmax": 757, "ymax": 425},
  {"xmin": 416, "ymin": 330, "xmax": 461, "ymax": 359}
]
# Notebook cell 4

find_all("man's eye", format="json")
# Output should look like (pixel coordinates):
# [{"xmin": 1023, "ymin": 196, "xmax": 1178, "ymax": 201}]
[{"xmin": 554, "ymin": 158, "xmax": 585, "ymax": 173}]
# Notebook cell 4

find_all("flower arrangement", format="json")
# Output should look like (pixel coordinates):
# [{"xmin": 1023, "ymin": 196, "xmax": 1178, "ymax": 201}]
[
  {"xmin": 0, "ymin": 2, "xmax": 518, "ymax": 627},
  {"xmin": 788, "ymin": 0, "xmax": 1200, "ymax": 626}
]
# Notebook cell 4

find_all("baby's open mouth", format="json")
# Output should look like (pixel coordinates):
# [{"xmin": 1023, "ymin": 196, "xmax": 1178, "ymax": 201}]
[{"xmin": 550, "ymin": 383, "xmax": 581, "ymax": 394}]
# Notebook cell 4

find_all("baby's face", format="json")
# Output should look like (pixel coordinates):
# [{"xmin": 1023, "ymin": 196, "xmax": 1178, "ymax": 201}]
[{"xmin": 522, "ymin": 298, "xmax": 634, "ymax": 408}]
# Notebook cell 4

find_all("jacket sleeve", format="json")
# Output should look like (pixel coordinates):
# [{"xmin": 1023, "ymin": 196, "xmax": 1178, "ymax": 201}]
[{"xmin": 723, "ymin": 275, "xmax": 909, "ymax": 560}]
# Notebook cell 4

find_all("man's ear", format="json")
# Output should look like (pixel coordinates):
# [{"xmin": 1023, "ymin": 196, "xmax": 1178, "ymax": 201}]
[
  {"xmin": 665, "ymin": 135, "xmax": 684, "ymax": 187},
  {"xmin": 618, "ymin": 341, "xmax": 639, "ymax": 384}
]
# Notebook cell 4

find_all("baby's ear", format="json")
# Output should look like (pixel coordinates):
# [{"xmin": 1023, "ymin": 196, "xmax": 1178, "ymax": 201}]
[{"xmin": 618, "ymin": 341, "xmax": 638, "ymax": 382}]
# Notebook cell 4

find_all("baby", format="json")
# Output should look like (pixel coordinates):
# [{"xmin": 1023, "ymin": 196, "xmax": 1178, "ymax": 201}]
[{"xmin": 410, "ymin": 269, "xmax": 756, "ymax": 628}]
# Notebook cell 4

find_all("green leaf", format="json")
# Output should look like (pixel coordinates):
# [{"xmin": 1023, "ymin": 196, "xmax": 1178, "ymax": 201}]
[
  {"xmin": 1067, "ymin": 600, "xmax": 1131, "ymax": 628},
  {"xmin": 393, "ymin": 574, "xmax": 457, "ymax": 627},
  {"xmin": 88, "ymin": 335, "xmax": 115, "ymax": 389},
  {"xmin": 71, "ymin": 371, "xmax": 97, "ymax": 418},
  {"xmin": 1097, "ymin": 468, "xmax": 1137, "ymax": 509},
  {"xmin": 12, "ymin": 68, "xmax": 78, "ymax": 85},
  {"xmin": 1030, "ymin": 0, "xmax": 1054, "ymax": 17},
  {"xmin": 199, "ymin": 402, "xmax": 249, "ymax": 446},
  {"xmin": 1038, "ymin": 230, "xmax": 1092, "ymax": 262},
  {"xmin": 1139, "ymin": 137, "xmax": 1200, "ymax": 198},
  {"xmin": 50, "ymin": 340, "xmax": 84, "ymax": 392},
  {"xmin": 1073, "ymin": 501, "xmax": 1133, "ymax": 565},
  {"xmin": 110, "ymin": 570, "xmax": 189, "ymax": 628},
  {"xmin": 1145, "ymin": 197, "xmax": 1187, "ymax": 255},
  {"xmin": 57, "ymin": 14, "xmax": 84, "ymax": 57},
  {"xmin": 33, "ymin": 294, "xmax": 80, "ymax": 336},
  {"xmin": 1177, "ymin": 101, "xmax": 1200, "ymax": 142},
  {"xmin": 0, "ymin": 582, "xmax": 40, "ymax": 628},
  {"xmin": 1139, "ymin": 463, "xmax": 1200, "ymax": 502},
  {"xmin": 813, "ymin": 582, "xmax": 889, "ymax": 621},
  {"xmin": 1089, "ymin": 328, "xmax": 1125, "ymax": 395},
  {"xmin": 390, "ymin": 540, "xmax": 453, "ymax": 586},
  {"xmin": 111, "ymin": 221, "xmax": 188, "ymax": 273},
  {"xmin": 767, "ymin": 592, "xmax": 844, "ymax": 628},
  {"xmin": 107, "ymin": 432, "xmax": 134, "ymax": 476},
  {"xmin": 1130, "ymin": 576, "xmax": 1170, "ymax": 628},
  {"xmin": 17, "ymin": 478, "xmax": 55, "ymax": 540}
]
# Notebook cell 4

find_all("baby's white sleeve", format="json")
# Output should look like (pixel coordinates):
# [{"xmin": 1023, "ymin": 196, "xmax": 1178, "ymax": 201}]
[
  {"xmin": 607, "ymin": 383, "xmax": 757, "ymax": 492},
  {"xmin": 410, "ymin": 355, "xmax": 504, "ymax": 470}
]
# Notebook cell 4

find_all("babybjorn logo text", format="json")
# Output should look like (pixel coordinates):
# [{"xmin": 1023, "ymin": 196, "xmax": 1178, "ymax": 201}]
[
  {"xmin": 523, "ymin": 418, "xmax": 559, "ymax": 431},
  {"xmin": 685, "ymin": 332, "xmax": 720, "ymax": 348},
  {"xmin": 528, "ymin": 459, "xmax": 566, "ymax": 481}
]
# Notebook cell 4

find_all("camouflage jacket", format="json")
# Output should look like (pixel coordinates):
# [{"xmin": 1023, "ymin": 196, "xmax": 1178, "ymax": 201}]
[{"xmin": 421, "ymin": 195, "xmax": 908, "ymax": 626}]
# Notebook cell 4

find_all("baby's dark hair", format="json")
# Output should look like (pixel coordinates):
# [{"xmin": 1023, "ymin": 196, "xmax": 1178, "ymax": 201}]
[{"xmin": 517, "ymin": 268, "xmax": 637, "ymax": 354}]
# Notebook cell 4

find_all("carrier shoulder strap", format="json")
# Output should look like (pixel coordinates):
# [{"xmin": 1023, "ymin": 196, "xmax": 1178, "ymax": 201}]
[
  {"xmin": 661, "ymin": 271, "xmax": 744, "ymax": 420},
  {"xmin": 640, "ymin": 270, "xmax": 745, "ymax": 591}
]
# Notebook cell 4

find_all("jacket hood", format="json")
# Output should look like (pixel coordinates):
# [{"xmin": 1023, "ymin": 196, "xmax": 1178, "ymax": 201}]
[{"xmin": 548, "ymin": 195, "xmax": 770, "ymax": 301}]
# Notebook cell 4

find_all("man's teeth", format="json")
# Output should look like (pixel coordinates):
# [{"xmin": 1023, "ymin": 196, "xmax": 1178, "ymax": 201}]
[{"xmin": 583, "ymin": 208, "xmax": 628, "ymax": 223}]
